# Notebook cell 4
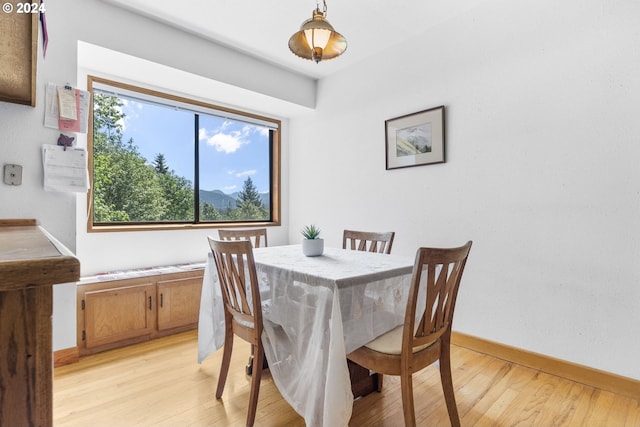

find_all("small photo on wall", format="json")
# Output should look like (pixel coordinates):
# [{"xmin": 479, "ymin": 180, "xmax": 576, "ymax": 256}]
[{"xmin": 385, "ymin": 106, "xmax": 444, "ymax": 170}]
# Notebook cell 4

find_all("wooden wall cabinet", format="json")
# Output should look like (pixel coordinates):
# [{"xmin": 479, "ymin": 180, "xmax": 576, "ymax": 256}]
[{"xmin": 77, "ymin": 269, "xmax": 203, "ymax": 356}]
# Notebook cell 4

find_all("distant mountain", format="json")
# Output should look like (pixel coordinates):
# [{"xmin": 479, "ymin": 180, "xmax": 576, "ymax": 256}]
[
  {"xmin": 229, "ymin": 191, "xmax": 270, "ymax": 209},
  {"xmin": 199, "ymin": 189, "xmax": 270, "ymax": 211},
  {"xmin": 199, "ymin": 190, "xmax": 237, "ymax": 210}
]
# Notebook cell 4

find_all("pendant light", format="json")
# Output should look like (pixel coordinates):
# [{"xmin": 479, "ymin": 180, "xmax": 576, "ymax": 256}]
[{"xmin": 288, "ymin": 0, "xmax": 347, "ymax": 63}]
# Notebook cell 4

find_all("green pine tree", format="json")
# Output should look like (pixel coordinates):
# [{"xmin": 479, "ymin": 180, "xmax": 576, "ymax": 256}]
[
  {"xmin": 237, "ymin": 177, "xmax": 262, "ymax": 208},
  {"xmin": 153, "ymin": 153, "xmax": 169, "ymax": 174},
  {"xmin": 236, "ymin": 177, "xmax": 268, "ymax": 220}
]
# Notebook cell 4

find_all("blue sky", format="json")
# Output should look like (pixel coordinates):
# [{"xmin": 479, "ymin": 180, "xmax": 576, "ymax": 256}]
[{"xmin": 119, "ymin": 99, "xmax": 270, "ymax": 194}]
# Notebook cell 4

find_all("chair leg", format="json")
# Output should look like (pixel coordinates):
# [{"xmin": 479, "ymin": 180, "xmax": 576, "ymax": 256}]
[
  {"xmin": 216, "ymin": 330, "xmax": 234, "ymax": 399},
  {"xmin": 440, "ymin": 347, "xmax": 461, "ymax": 427},
  {"xmin": 400, "ymin": 373, "xmax": 416, "ymax": 427},
  {"xmin": 246, "ymin": 344, "xmax": 264, "ymax": 427}
]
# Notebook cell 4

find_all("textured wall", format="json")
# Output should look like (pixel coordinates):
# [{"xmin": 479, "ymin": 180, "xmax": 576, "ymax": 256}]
[{"xmin": 288, "ymin": 0, "xmax": 640, "ymax": 379}]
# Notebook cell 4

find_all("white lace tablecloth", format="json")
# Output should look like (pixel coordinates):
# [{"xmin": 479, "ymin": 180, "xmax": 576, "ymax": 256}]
[{"xmin": 198, "ymin": 245, "xmax": 413, "ymax": 427}]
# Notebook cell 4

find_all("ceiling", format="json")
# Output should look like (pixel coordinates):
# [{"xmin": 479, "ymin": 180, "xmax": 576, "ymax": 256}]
[{"xmin": 103, "ymin": 0, "xmax": 484, "ymax": 80}]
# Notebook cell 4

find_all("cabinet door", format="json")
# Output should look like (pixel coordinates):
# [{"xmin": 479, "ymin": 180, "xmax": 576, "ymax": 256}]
[
  {"xmin": 83, "ymin": 283, "xmax": 156, "ymax": 349},
  {"xmin": 156, "ymin": 276, "xmax": 202, "ymax": 331}
]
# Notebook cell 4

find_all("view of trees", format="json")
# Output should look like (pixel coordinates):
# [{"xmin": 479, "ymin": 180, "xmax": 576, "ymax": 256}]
[
  {"xmin": 92, "ymin": 94, "xmax": 269, "ymax": 223},
  {"xmin": 228, "ymin": 176, "xmax": 270, "ymax": 221}
]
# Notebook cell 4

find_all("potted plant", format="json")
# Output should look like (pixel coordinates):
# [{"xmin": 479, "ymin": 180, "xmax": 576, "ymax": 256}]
[{"xmin": 301, "ymin": 224, "xmax": 324, "ymax": 256}]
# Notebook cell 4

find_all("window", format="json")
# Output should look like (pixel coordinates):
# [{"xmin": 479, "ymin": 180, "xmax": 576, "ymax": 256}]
[{"xmin": 87, "ymin": 76, "xmax": 280, "ymax": 231}]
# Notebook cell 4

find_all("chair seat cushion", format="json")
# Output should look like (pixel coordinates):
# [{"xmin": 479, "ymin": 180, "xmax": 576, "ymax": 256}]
[
  {"xmin": 364, "ymin": 325, "xmax": 436, "ymax": 355},
  {"xmin": 234, "ymin": 316, "xmax": 255, "ymax": 329}
]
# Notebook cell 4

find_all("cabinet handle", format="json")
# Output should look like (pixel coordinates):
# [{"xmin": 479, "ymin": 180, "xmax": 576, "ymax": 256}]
[
  {"xmin": 160, "ymin": 293, "xmax": 164, "ymax": 308},
  {"xmin": 149, "ymin": 296, "xmax": 152, "ymax": 310}
]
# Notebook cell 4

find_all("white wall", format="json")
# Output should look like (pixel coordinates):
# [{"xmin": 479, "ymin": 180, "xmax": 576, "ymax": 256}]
[{"xmin": 288, "ymin": 0, "xmax": 640, "ymax": 380}]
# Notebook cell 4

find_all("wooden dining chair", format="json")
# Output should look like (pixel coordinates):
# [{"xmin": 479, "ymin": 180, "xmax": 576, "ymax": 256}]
[
  {"xmin": 218, "ymin": 228, "xmax": 268, "ymax": 375},
  {"xmin": 347, "ymin": 241, "xmax": 472, "ymax": 427},
  {"xmin": 218, "ymin": 228, "xmax": 268, "ymax": 248},
  {"xmin": 208, "ymin": 237, "xmax": 265, "ymax": 427},
  {"xmin": 343, "ymin": 229, "xmax": 395, "ymax": 254}
]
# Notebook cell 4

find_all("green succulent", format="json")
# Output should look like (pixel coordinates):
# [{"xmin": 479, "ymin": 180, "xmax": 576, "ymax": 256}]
[{"xmin": 301, "ymin": 224, "xmax": 321, "ymax": 239}]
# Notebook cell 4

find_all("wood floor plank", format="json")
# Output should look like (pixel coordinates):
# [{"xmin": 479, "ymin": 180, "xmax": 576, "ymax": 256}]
[
  {"xmin": 608, "ymin": 393, "xmax": 635, "ymax": 427},
  {"xmin": 535, "ymin": 372, "xmax": 583, "ymax": 427},
  {"xmin": 625, "ymin": 399, "xmax": 640, "ymax": 427},
  {"xmin": 544, "ymin": 382, "xmax": 588, "ymax": 427},
  {"xmin": 53, "ymin": 330, "xmax": 640, "ymax": 427},
  {"xmin": 472, "ymin": 388, "xmax": 519, "ymax": 427}
]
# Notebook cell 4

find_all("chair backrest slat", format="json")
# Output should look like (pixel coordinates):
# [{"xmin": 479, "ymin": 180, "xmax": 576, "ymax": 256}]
[
  {"xmin": 343, "ymin": 229, "xmax": 395, "ymax": 254},
  {"xmin": 218, "ymin": 228, "xmax": 268, "ymax": 248}
]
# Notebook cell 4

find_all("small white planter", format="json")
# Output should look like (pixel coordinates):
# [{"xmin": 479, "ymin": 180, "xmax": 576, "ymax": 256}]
[{"xmin": 302, "ymin": 238, "xmax": 324, "ymax": 257}]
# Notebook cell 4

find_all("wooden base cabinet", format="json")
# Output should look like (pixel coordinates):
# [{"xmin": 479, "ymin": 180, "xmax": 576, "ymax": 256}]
[
  {"xmin": 77, "ymin": 269, "xmax": 203, "ymax": 356},
  {"xmin": 0, "ymin": 219, "xmax": 80, "ymax": 427}
]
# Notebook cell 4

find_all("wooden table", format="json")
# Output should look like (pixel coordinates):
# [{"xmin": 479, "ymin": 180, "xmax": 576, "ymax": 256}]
[
  {"xmin": 0, "ymin": 219, "xmax": 80, "ymax": 427},
  {"xmin": 199, "ymin": 245, "xmax": 414, "ymax": 427}
]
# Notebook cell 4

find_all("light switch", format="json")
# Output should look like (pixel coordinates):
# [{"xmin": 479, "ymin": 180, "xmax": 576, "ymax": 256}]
[{"xmin": 3, "ymin": 164, "xmax": 23, "ymax": 185}]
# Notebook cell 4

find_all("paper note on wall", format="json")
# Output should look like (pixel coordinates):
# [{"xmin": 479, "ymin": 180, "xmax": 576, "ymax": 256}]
[
  {"xmin": 58, "ymin": 89, "xmax": 81, "ymax": 132},
  {"xmin": 44, "ymin": 83, "xmax": 90, "ymax": 133},
  {"xmin": 44, "ymin": 83, "xmax": 59, "ymax": 128},
  {"xmin": 57, "ymin": 86, "xmax": 77, "ymax": 120},
  {"xmin": 42, "ymin": 144, "xmax": 89, "ymax": 192}
]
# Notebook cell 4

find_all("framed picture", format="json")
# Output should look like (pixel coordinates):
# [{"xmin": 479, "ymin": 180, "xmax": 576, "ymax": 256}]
[{"xmin": 385, "ymin": 106, "xmax": 445, "ymax": 170}]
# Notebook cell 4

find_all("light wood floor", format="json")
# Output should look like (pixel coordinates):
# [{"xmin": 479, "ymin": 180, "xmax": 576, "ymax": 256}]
[{"xmin": 53, "ymin": 330, "xmax": 640, "ymax": 427}]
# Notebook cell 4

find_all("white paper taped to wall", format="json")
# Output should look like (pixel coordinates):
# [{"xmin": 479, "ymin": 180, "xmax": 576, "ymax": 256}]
[{"xmin": 42, "ymin": 144, "xmax": 89, "ymax": 193}]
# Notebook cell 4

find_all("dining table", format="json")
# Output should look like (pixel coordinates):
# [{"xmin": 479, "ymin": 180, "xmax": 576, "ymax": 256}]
[{"xmin": 197, "ymin": 244, "xmax": 415, "ymax": 427}]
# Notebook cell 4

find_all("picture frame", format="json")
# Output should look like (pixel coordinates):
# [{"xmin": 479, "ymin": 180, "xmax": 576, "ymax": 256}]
[{"xmin": 385, "ymin": 105, "xmax": 445, "ymax": 170}]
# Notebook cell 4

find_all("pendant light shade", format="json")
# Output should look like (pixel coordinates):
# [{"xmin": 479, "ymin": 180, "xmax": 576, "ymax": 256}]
[{"xmin": 289, "ymin": 1, "xmax": 347, "ymax": 63}]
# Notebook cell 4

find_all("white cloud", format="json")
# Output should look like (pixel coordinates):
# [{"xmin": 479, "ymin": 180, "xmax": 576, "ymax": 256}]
[
  {"xmin": 198, "ymin": 121, "xmax": 270, "ymax": 154},
  {"xmin": 223, "ymin": 185, "xmax": 237, "ymax": 191},
  {"xmin": 242, "ymin": 124, "xmax": 269, "ymax": 139},
  {"xmin": 236, "ymin": 170, "xmax": 256, "ymax": 177},
  {"xmin": 199, "ymin": 127, "xmax": 248, "ymax": 154},
  {"xmin": 220, "ymin": 119, "xmax": 233, "ymax": 131},
  {"xmin": 119, "ymin": 99, "xmax": 143, "ymax": 132}
]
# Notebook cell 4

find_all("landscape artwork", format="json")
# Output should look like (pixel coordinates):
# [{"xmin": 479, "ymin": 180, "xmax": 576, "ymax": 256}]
[
  {"xmin": 395, "ymin": 123, "xmax": 432, "ymax": 157},
  {"xmin": 385, "ymin": 105, "xmax": 445, "ymax": 170}
]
